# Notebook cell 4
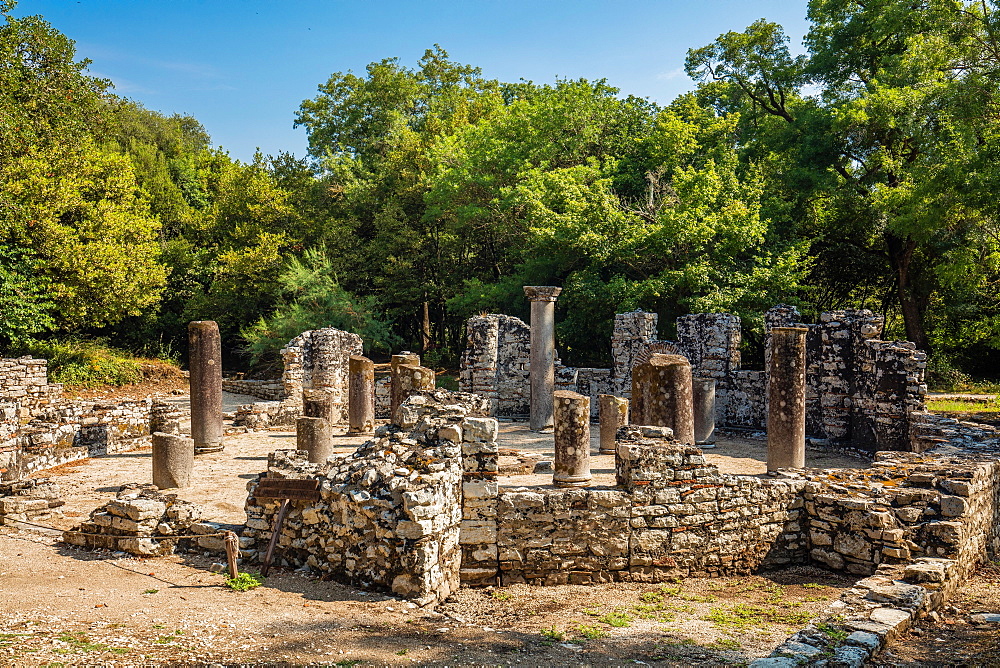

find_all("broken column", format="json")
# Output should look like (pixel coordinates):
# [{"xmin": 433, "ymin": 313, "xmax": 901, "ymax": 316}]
[
  {"xmin": 692, "ymin": 377, "xmax": 716, "ymax": 445},
  {"xmin": 188, "ymin": 320, "xmax": 223, "ymax": 454},
  {"xmin": 303, "ymin": 390, "xmax": 335, "ymax": 425},
  {"xmin": 393, "ymin": 364, "xmax": 436, "ymax": 424},
  {"xmin": 348, "ymin": 355, "xmax": 376, "ymax": 435},
  {"xmin": 297, "ymin": 416, "xmax": 333, "ymax": 464},
  {"xmin": 152, "ymin": 432, "xmax": 194, "ymax": 489},
  {"xmin": 598, "ymin": 394, "xmax": 628, "ymax": 455},
  {"xmin": 523, "ymin": 285, "xmax": 562, "ymax": 431},
  {"xmin": 768, "ymin": 326, "xmax": 808, "ymax": 471},
  {"xmin": 630, "ymin": 353, "xmax": 695, "ymax": 444},
  {"xmin": 553, "ymin": 390, "xmax": 592, "ymax": 487},
  {"xmin": 390, "ymin": 352, "xmax": 421, "ymax": 417}
]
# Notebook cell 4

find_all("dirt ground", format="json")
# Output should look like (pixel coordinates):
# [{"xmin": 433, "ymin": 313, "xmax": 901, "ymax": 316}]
[
  {"xmin": 876, "ymin": 563, "xmax": 1000, "ymax": 666},
  {"xmin": 0, "ymin": 391, "xmax": 870, "ymax": 665}
]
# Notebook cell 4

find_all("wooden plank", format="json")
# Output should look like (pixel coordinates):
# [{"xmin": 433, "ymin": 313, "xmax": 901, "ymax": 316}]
[
  {"xmin": 254, "ymin": 477, "xmax": 321, "ymax": 501},
  {"xmin": 260, "ymin": 499, "xmax": 290, "ymax": 578}
]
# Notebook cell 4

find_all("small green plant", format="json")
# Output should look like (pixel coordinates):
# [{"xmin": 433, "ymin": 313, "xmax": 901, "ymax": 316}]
[
  {"xmin": 640, "ymin": 590, "xmax": 665, "ymax": 603},
  {"xmin": 709, "ymin": 636, "xmax": 742, "ymax": 651},
  {"xmin": 576, "ymin": 624, "xmax": 608, "ymax": 640},
  {"xmin": 396, "ymin": 649, "xmax": 408, "ymax": 656},
  {"xmin": 816, "ymin": 622, "xmax": 848, "ymax": 642},
  {"xmin": 490, "ymin": 590, "xmax": 512, "ymax": 601},
  {"xmin": 224, "ymin": 571, "xmax": 264, "ymax": 592},
  {"xmin": 803, "ymin": 582, "xmax": 828, "ymax": 589},
  {"xmin": 599, "ymin": 610, "xmax": 633, "ymax": 628},
  {"xmin": 539, "ymin": 625, "xmax": 566, "ymax": 641},
  {"xmin": 143, "ymin": 589, "xmax": 158, "ymax": 595}
]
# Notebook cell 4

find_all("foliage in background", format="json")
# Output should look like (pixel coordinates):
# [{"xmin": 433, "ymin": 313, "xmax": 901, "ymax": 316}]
[
  {"xmin": 240, "ymin": 248, "xmax": 399, "ymax": 370},
  {"xmin": 6, "ymin": 3, "xmax": 1000, "ymax": 381},
  {"xmin": 13, "ymin": 338, "xmax": 143, "ymax": 388}
]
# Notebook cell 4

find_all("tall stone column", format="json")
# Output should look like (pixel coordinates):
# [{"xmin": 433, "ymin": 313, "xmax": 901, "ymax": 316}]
[
  {"xmin": 630, "ymin": 353, "xmax": 695, "ymax": 444},
  {"xmin": 348, "ymin": 355, "xmax": 376, "ymax": 435},
  {"xmin": 390, "ymin": 352, "xmax": 421, "ymax": 418},
  {"xmin": 152, "ymin": 432, "xmax": 194, "ymax": 489},
  {"xmin": 393, "ymin": 364, "xmax": 436, "ymax": 424},
  {"xmin": 297, "ymin": 416, "xmax": 333, "ymax": 464},
  {"xmin": 768, "ymin": 326, "xmax": 808, "ymax": 471},
  {"xmin": 553, "ymin": 390, "xmax": 592, "ymax": 487},
  {"xmin": 692, "ymin": 377, "xmax": 716, "ymax": 446},
  {"xmin": 188, "ymin": 321, "xmax": 223, "ymax": 454},
  {"xmin": 598, "ymin": 394, "xmax": 628, "ymax": 455},
  {"xmin": 523, "ymin": 286, "xmax": 562, "ymax": 431}
]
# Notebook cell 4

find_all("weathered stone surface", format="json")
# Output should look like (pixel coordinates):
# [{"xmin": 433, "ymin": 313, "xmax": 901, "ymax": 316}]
[
  {"xmin": 524, "ymin": 286, "xmax": 562, "ymax": 431},
  {"xmin": 188, "ymin": 321, "xmax": 223, "ymax": 454},
  {"xmin": 552, "ymin": 391, "xmax": 591, "ymax": 488},
  {"xmin": 768, "ymin": 326, "xmax": 807, "ymax": 471},
  {"xmin": 598, "ymin": 394, "xmax": 628, "ymax": 455},
  {"xmin": 347, "ymin": 355, "xmax": 375, "ymax": 435},
  {"xmin": 631, "ymin": 354, "xmax": 695, "ymax": 444},
  {"xmin": 151, "ymin": 432, "xmax": 194, "ymax": 489}
]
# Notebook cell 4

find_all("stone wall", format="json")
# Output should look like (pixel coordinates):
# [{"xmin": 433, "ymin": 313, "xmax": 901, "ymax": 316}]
[
  {"xmin": 459, "ymin": 314, "xmax": 531, "ymax": 417},
  {"xmin": 280, "ymin": 327, "xmax": 364, "ymax": 423},
  {"xmin": 0, "ymin": 357, "xmax": 63, "ymax": 419},
  {"xmin": 242, "ymin": 390, "xmax": 490, "ymax": 606},
  {"xmin": 221, "ymin": 378, "xmax": 284, "ymax": 401},
  {"xmin": 1, "ymin": 399, "xmax": 155, "ymax": 483}
]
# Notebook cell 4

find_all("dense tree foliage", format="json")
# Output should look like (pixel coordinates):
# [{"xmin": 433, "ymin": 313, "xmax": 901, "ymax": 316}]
[{"xmin": 5, "ymin": 1, "xmax": 1000, "ymax": 378}]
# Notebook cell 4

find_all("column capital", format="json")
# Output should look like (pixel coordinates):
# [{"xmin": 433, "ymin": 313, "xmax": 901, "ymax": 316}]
[{"xmin": 523, "ymin": 285, "xmax": 562, "ymax": 302}]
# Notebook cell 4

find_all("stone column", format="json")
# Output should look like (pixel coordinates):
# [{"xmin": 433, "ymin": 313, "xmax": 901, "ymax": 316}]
[
  {"xmin": 303, "ymin": 390, "xmax": 335, "ymax": 425},
  {"xmin": 553, "ymin": 390, "xmax": 591, "ymax": 487},
  {"xmin": 297, "ymin": 416, "xmax": 333, "ymax": 464},
  {"xmin": 390, "ymin": 352, "xmax": 421, "ymax": 418},
  {"xmin": 630, "ymin": 353, "xmax": 695, "ymax": 444},
  {"xmin": 768, "ymin": 326, "xmax": 808, "ymax": 471},
  {"xmin": 188, "ymin": 321, "xmax": 223, "ymax": 454},
  {"xmin": 152, "ymin": 432, "xmax": 194, "ymax": 489},
  {"xmin": 523, "ymin": 286, "xmax": 562, "ymax": 431},
  {"xmin": 348, "ymin": 355, "xmax": 376, "ymax": 435},
  {"xmin": 598, "ymin": 394, "xmax": 628, "ymax": 455},
  {"xmin": 393, "ymin": 364, "xmax": 436, "ymax": 424},
  {"xmin": 692, "ymin": 377, "xmax": 716, "ymax": 446}
]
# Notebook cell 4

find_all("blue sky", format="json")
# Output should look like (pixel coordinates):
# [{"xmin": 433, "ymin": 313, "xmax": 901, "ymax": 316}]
[{"xmin": 18, "ymin": 1, "xmax": 811, "ymax": 162}]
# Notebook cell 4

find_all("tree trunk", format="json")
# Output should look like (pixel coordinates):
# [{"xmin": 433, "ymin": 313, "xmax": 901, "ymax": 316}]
[
  {"xmin": 421, "ymin": 300, "xmax": 432, "ymax": 352},
  {"xmin": 885, "ymin": 232, "xmax": 931, "ymax": 352}
]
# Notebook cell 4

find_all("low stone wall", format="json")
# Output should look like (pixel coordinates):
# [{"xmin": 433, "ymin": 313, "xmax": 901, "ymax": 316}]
[
  {"xmin": 0, "ymin": 478, "xmax": 64, "ymax": 526},
  {"xmin": 231, "ymin": 401, "xmax": 301, "ymax": 430},
  {"xmin": 1, "ymin": 399, "xmax": 155, "ymax": 482},
  {"xmin": 221, "ymin": 378, "xmax": 285, "ymax": 401}
]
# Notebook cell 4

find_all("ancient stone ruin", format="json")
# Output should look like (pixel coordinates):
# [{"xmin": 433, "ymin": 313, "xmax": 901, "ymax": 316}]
[{"xmin": 460, "ymin": 304, "xmax": 926, "ymax": 453}]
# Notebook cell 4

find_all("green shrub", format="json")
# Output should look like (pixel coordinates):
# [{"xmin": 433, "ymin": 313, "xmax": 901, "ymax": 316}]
[
  {"xmin": 224, "ymin": 572, "xmax": 263, "ymax": 592},
  {"xmin": 13, "ymin": 338, "xmax": 143, "ymax": 388}
]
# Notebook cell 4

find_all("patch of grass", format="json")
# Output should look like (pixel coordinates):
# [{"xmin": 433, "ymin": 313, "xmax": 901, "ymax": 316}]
[
  {"xmin": 927, "ymin": 397, "xmax": 1000, "ymax": 413},
  {"xmin": 142, "ymin": 589, "xmax": 158, "ymax": 595},
  {"xmin": 53, "ymin": 632, "xmax": 108, "ymax": 654},
  {"xmin": 599, "ymin": 610, "xmax": 633, "ymax": 628},
  {"xmin": 490, "ymin": 590, "xmax": 512, "ymax": 601},
  {"xmin": 395, "ymin": 649, "xmax": 408, "ymax": 656},
  {"xmin": 576, "ymin": 624, "xmax": 608, "ymax": 640},
  {"xmin": 708, "ymin": 636, "xmax": 742, "ymax": 651},
  {"xmin": 704, "ymin": 603, "xmax": 813, "ymax": 630},
  {"xmin": 802, "ymin": 582, "xmax": 828, "ymax": 589},
  {"xmin": 539, "ymin": 625, "xmax": 565, "ymax": 641},
  {"xmin": 224, "ymin": 571, "xmax": 264, "ymax": 592}
]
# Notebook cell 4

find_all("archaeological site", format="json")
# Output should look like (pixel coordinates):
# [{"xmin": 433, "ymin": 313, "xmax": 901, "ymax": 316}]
[{"xmin": 1, "ymin": 290, "xmax": 999, "ymax": 666}]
